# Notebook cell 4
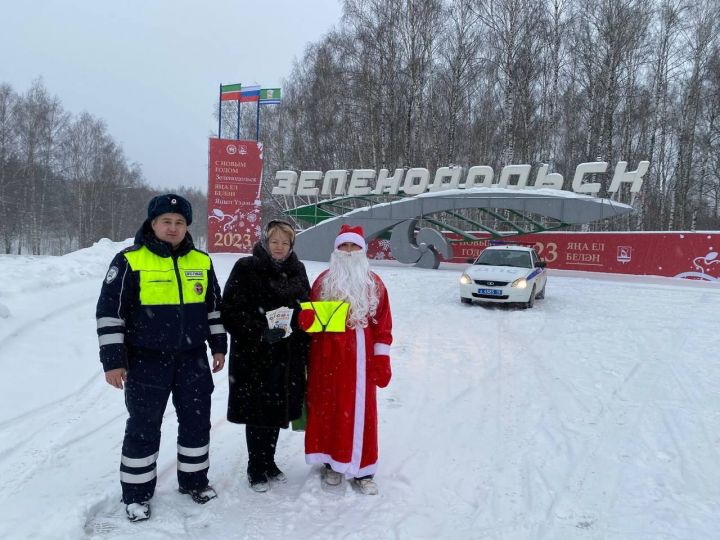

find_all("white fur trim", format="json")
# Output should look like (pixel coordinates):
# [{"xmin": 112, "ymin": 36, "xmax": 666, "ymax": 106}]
[
  {"xmin": 334, "ymin": 232, "xmax": 366, "ymax": 251},
  {"xmin": 374, "ymin": 343, "xmax": 391, "ymax": 356},
  {"xmin": 305, "ymin": 454, "xmax": 378, "ymax": 479},
  {"xmin": 350, "ymin": 327, "xmax": 367, "ymax": 473},
  {"xmin": 355, "ymin": 462, "xmax": 378, "ymax": 478}
]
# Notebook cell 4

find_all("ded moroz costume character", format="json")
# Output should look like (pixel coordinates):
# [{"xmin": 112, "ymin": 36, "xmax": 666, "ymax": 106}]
[{"xmin": 300, "ymin": 224, "xmax": 393, "ymax": 495}]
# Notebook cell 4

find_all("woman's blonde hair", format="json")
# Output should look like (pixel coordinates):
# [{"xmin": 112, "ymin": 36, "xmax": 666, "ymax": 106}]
[{"xmin": 265, "ymin": 220, "xmax": 295, "ymax": 244}]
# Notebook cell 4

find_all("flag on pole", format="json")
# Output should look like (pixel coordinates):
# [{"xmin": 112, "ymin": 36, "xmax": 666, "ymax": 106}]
[
  {"xmin": 220, "ymin": 83, "xmax": 242, "ymax": 101},
  {"xmin": 239, "ymin": 85, "xmax": 261, "ymax": 103},
  {"xmin": 259, "ymin": 88, "xmax": 282, "ymax": 105}
]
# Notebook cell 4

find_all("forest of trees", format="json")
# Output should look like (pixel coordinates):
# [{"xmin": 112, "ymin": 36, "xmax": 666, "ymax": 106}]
[
  {"xmin": 0, "ymin": 80, "xmax": 207, "ymax": 255},
  {"xmin": 230, "ymin": 0, "xmax": 720, "ymax": 232},
  {"xmin": 3, "ymin": 0, "xmax": 719, "ymax": 255}
]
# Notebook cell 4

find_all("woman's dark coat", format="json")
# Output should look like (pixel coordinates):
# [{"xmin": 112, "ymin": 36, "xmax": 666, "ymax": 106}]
[{"xmin": 222, "ymin": 242, "xmax": 310, "ymax": 428}]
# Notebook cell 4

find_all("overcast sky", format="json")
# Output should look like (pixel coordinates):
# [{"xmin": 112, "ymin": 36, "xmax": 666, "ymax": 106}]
[{"xmin": 1, "ymin": 0, "xmax": 342, "ymax": 191}]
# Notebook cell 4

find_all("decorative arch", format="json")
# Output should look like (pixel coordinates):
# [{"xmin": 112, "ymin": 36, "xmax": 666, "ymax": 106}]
[{"xmin": 292, "ymin": 188, "xmax": 633, "ymax": 268}]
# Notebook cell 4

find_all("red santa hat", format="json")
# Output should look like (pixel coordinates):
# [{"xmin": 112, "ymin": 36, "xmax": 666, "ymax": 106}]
[{"xmin": 333, "ymin": 224, "xmax": 367, "ymax": 251}]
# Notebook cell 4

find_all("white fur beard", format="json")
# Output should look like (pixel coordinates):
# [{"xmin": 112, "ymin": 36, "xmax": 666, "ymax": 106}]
[{"xmin": 321, "ymin": 249, "xmax": 379, "ymax": 328}]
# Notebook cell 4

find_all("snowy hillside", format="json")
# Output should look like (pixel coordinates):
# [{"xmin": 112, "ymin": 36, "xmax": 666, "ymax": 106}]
[{"xmin": 0, "ymin": 239, "xmax": 719, "ymax": 540}]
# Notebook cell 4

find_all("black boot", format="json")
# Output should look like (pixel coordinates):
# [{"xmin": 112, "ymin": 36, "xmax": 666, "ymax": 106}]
[
  {"xmin": 178, "ymin": 485, "xmax": 218, "ymax": 504},
  {"xmin": 247, "ymin": 466, "xmax": 269, "ymax": 492},
  {"xmin": 246, "ymin": 425, "xmax": 274, "ymax": 492},
  {"xmin": 267, "ymin": 462, "xmax": 287, "ymax": 483}
]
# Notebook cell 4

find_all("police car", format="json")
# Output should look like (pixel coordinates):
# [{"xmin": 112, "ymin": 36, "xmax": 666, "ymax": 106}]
[{"xmin": 459, "ymin": 244, "xmax": 547, "ymax": 308}]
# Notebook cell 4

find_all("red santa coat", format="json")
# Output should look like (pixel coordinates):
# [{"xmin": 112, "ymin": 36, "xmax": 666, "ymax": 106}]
[{"xmin": 304, "ymin": 270, "xmax": 392, "ymax": 478}]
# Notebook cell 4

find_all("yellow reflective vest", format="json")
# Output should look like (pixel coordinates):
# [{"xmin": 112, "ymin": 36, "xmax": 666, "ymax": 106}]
[
  {"xmin": 96, "ymin": 240, "xmax": 226, "ymax": 371},
  {"xmin": 124, "ymin": 246, "xmax": 211, "ymax": 306}
]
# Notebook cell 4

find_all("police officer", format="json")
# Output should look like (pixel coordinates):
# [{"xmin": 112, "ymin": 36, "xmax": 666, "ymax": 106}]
[{"xmin": 96, "ymin": 194, "xmax": 227, "ymax": 522}]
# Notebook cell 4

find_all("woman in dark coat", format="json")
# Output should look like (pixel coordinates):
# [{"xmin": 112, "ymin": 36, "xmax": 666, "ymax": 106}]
[{"xmin": 221, "ymin": 220, "xmax": 310, "ymax": 492}]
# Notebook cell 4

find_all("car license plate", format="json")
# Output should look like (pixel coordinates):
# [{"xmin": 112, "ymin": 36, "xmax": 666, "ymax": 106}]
[{"xmin": 478, "ymin": 288, "xmax": 502, "ymax": 296}]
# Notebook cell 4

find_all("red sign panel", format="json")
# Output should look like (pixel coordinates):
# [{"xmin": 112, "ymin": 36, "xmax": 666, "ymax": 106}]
[
  {"xmin": 207, "ymin": 139, "xmax": 263, "ymax": 253},
  {"xmin": 368, "ymin": 232, "xmax": 719, "ymax": 282}
]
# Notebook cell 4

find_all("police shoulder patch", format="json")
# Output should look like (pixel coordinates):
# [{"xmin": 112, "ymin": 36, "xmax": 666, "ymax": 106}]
[{"xmin": 105, "ymin": 266, "xmax": 119, "ymax": 284}]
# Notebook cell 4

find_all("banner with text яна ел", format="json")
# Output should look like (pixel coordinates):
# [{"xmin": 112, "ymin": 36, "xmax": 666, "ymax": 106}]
[
  {"xmin": 207, "ymin": 139, "xmax": 263, "ymax": 253},
  {"xmin": 366, "ymin": 232, "xmax": 719, "ymax": 281}
]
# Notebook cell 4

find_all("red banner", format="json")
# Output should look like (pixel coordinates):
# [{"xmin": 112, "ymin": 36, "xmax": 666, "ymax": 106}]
[
  {"xmin": 207, "ymin": 139, "xmax": 263, "ymax": 253},
  {"xmin": 367, "ymin": 232, "xmax": 720, "ymax": 282}
]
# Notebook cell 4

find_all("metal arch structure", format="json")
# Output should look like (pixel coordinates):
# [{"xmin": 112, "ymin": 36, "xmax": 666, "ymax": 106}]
[{"xmin": 291, "ymin": 188, "xmax": 634, "ymax": 268}]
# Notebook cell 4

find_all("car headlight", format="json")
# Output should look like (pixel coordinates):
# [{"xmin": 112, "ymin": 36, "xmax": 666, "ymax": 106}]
[
  {"xmin": 511, "ymin": 277, "xmax": 527, "ymax": 288},
  {"xmin": 459, "ymin": 273, "xmax": 472, "ymax": 285}
]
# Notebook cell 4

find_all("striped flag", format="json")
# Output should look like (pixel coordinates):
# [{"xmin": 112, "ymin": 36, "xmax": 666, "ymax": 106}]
[
  {"xmin": 239, "ymin": 85, "xmax": 261, "ymax": 103},
  {"xmin": 259, "ymin": 88, "xmax": 282, "ymax": 105},
  {"xmin": 220, "ymin": 83, "xmax": 242, "ymax": 102}
]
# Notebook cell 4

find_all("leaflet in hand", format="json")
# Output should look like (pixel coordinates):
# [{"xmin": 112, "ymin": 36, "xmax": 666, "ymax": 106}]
[{"xmin": 265, "ymin": 307, "xmax": 294, "ymax": 337}]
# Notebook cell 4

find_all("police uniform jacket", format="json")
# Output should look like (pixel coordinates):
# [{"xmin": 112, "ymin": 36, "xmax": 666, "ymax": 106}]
[
  {"xmin": 222, "ymin": 242, "xmax": 310, "ymax": 428},
  {"xmin": 96, "ymin": 221, "xmax": 227, "ymax": 371}
]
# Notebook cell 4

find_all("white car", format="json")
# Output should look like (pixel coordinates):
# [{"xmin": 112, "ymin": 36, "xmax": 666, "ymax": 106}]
[{"xmin": 459, "ymin": 245, "xmax": 547, "ymax": 308}]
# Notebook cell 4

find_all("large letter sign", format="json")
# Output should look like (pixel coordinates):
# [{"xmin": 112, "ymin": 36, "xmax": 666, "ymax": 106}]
[{"xmin": 271, "ymin": 161, "xmax": 650, "ymax": 197}]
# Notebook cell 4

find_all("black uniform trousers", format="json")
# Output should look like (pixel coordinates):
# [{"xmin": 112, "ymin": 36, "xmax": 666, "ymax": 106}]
[{"xmin": 120, "ymin": 346, "xmax": 214, "ymax": 504}]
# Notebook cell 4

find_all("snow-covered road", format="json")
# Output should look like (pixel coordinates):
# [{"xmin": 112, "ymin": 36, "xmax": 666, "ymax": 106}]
[{"xmin": 0, "ymin": 241, "xmax": 718, "ymax": 539}]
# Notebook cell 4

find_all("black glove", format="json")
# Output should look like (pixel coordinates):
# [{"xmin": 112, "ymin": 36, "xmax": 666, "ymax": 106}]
[{"xmin": 261, "ymin": 327, "xmax": 285, "ymax": 344}]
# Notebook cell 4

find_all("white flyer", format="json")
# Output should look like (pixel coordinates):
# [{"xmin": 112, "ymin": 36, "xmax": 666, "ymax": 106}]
[{"xmin": 265, "ymin": 306, "xmax": 294, "ymax": 337}]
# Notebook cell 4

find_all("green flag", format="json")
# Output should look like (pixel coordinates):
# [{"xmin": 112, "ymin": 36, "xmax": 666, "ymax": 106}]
[{"xmin": 259, "ymin": 88, "xmax": 282, "ymax": 105}]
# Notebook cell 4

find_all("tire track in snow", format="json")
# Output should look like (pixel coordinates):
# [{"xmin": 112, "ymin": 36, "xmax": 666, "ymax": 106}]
[
  {"xmin": 0, "ymin": 374, "xmax": 123, "ymax": 495},
  {"xmin": 480, "ymin": 305, "xmax": 560, "ymax": 538},
  {"xmin": 0, "ymin": 370, "xmax": 99, "ymax": 430},
  {"xmin": 0, "ymin": 296, "xmax": 93, "ymax": 343},
  {"xmin": 530, "ymin": 364, "xmax": 629, "ymax": 538},
  {"xmin": 533, "ymin": 319, "xmax": 686, "ymax": 537},
  {"xmin": 529, "ymin": 338, "xmax": 645, "ymax": 537}
]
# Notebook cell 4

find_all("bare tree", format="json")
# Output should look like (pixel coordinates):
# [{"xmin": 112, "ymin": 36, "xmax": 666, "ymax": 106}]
[
  {"xmin": 671, "ymin": 0, "xmax": 718, "ymax": 229},
  {"xmin": 0, "ymin": 79, "xmax": 204, "ymax": 254},
  {"xmin": 640, "ymin": 0, "xmax": 686, "ymax": 228},
  {"xmin": 249, "ymin": 0, "xmax": 720, "ymax": 231},
  {"xmin": 703, "ymin": 48, "xmax": 720, "ymax": 222},
  {"xmin": 0, "ymin": 84, "xmax": 19, "ymax": 253},
  {"xmin": 13, "ymin": 79, "xmax": 68, "ymax": 254},
  {"xmin": 438, "ymin": 0, "xmax": 481, "ymax": 163},
  {"xmin": 473, "ymin": 0, "xmax": 540, "ymax": 164},
  {"xmin": 538, "ymin": 0, "xmax": 570, "ymax": 172},
  {"xmin": 396, "ymin": 0, "xmax": 443, "ymax": 165}
]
